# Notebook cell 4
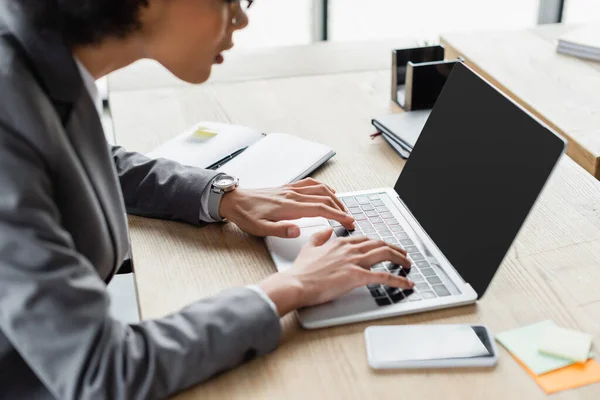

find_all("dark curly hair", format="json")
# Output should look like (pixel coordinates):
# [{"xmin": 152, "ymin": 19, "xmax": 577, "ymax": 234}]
[{"xmin": 17, "ymin": 0, "xmax": 150, "ymax": 46}]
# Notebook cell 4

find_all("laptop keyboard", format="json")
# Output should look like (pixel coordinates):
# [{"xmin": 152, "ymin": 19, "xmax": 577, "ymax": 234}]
[{"xmin": 330, "ymin": 193, "xmax": 450, "ymax": 306}]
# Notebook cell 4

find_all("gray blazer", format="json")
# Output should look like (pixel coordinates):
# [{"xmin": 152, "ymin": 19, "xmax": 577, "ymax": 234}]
[{"xmin": 0, "ymin": 3, "xmax": 280, "ymax": 399}]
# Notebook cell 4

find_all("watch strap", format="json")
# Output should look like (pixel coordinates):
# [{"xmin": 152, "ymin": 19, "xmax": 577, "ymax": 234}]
[{"xmin": 207, "ymin": 174, "xmax": 226, "ymax": 222}]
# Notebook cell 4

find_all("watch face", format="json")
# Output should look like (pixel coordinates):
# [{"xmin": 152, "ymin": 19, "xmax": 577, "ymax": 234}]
[{"xmin": 214, "ymin": 175, "xmax": 238, "ymax": 189}]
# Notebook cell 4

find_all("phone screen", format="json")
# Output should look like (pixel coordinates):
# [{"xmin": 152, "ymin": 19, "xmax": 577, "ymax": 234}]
[{"xmin": 367, "ymin": 325, "xmax": 495, "ymax": 363}]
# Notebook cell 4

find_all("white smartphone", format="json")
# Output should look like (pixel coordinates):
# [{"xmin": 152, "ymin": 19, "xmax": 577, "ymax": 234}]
[{"xmin": 365, "ymin": 324, "xmax": 498, "ymax": 369}]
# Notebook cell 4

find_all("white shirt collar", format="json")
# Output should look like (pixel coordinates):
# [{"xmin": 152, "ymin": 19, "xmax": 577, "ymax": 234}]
[{"xmin": 74, "ymin": 56, "xmax": 103, "ymax": 116}]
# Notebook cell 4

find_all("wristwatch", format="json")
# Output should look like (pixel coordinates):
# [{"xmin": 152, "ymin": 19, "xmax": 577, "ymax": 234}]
[{"xmin": 207, "ymin": 174, "xmax": 239, "ymax": 222}]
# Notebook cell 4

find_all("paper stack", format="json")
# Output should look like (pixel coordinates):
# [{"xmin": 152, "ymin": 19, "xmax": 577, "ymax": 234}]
[
  {"xmin": 496, "ymin": 320, "xmax": 600, "ymax": 394},
  {"xmin": 557, "ymin": 24, "xmax": 600, "ymax": 62}
]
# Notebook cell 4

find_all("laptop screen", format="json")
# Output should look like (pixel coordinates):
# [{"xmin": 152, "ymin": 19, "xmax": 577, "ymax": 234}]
[{"xmin": 394, "ymin": 63, "xmax": 566, "ymax": 297}]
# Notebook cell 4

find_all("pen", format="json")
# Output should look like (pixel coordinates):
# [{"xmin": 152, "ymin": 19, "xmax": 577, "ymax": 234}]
[{"xmin": 206, "ymin": 146, "xmax": 248, "ymax": 170}]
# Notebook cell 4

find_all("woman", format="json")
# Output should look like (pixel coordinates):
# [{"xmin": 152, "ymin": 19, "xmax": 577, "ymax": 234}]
[{"xmin": 0, "ymin": 0, "xmax": 414, "ymax": 398}]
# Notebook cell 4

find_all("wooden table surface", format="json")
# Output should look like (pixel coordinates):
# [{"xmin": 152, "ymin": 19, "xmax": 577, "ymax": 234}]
[
  {"xmin": 108, "ymin": 38, "xmax": 600, "ymax": 400},
  {"xmin": 441, "ymin": 24, "xmax": 600, "ymax": 179}
]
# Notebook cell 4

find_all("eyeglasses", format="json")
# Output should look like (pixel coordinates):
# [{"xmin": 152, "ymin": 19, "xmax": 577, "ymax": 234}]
[{"xmin": 241, "ymin": 0, "xmax": 254, "ymax": 11}]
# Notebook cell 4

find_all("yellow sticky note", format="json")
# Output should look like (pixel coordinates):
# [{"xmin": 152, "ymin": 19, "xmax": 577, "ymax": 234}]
[
  {"xmin": 191, "ymin": 126, "xmax": 218, "ymax": 139},
  {"xmin": 513, "ymin": 355, "xmax": 600, "ymax": 394}
]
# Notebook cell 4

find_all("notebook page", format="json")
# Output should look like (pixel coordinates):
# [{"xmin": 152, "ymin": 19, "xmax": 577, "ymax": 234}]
[
  {"xmin": 217, "ymin": 133, "xmax": 335, "ymax": 189},
  {"xmin": 559, "ymin": 24, "xmax": 600, "ymax": 51},
  {"xmin": 146, "ymin": 121, "xmax": 264, "ymax": 169}
]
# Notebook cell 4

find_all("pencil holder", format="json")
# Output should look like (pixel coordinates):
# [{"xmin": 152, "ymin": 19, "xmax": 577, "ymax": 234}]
[{"xmin": 392, "ymin": 45, "xmax": 463, "ymax": 111}]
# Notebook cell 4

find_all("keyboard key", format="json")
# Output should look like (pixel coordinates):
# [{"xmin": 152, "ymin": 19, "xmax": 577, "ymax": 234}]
[
  {"xmin": 380, "ymin": 212, "xmax": 394, "ymax": 219},
  {"xmin": 368, "ymin": 194, "xmax": 380, "ymax": 200},
  {"xmin": 420, "ymin": 268, "xmax": 436, "ymax": 277},
  {"xmin": 375, "ymin": 297, "xmax": 392, "ymax": 306},
  {"xmin": 390, "ymin": 290, "xmax": 405, "ymax": 303},
  {"xmin": 329, "ymin": 220, "xmax": 342, "ymax": 227},
  {"xmin": 375, "ymin": 206, "xmax": 389, "ymax": 213},
  {"xmin": 415, "ymin": 260, "xmax": 430, "ymax": 268},
  {"xmin": 404, "ymin": 290, "xmax": 422, "ymax": 301},
  {"xmin": 367, "ymin": 234, "xmax": 380, "ymax": 241},
  {"xmin": 372, "ymin": 200, "xmax": 385, "ymax": 207},
  {"xmin": 365, "ymin": 210, "xmax": 379, "ymax": 217},
  {"xmin": 371, "ymin": 263, "xmax": 386, "ymax": 271},
  {"xmin": 421, "ymin": 291, "xmax": 437, "ymax": 299},
  {"xmin": 348, "ymin": 206, "xmax": 362, "ymax": 214},
  {"xmin": 432, "ymin": 285, "xmax": 450, "ymax": 297},
  {"xmin": 404, "ymin": 246, "xmax": 418, "ymax": 253},
  {"xmin": 382, "ymin": 237, "xmax": 398, "ymax": 245},
  {"xmin": 367, "ymin": 283, "xmax": 381, "ymax": 290},
  {"xmin": 370, "ymin": 287, "xmax": 386, "ymax": 297},
  {"xmin": 415, "ymin": 282, "xmax": 430, "ymax": 291},
  {"xmin": 410, "ymin": 253, "xmax": 425, "ymax": 261},
  {"xmin": 387, "ymin": 263, "xmax": 401, "ymax": 272},
  {"xmin": 361, "ymin": 204, "xmax": 375, "ymax": 211},
  {"xmin": 394, "ymin": 234, "xmax": 408, "ymax": 241},
  {"xmin": 343, "ymin": 198, "xmax": 358, "ymax": 207},
  {"xmin": 385, "ymin": 219, "xmax": 400, "ymax": 226},
  {"xmin": 357, "ymin": 220, "xmax": 373, "ymax": 228},
  {"xmin": 373, "ymin": 223, "xmax": 388, "ymax": 232},
  {"xmin": 333, "ymin": 227, "xmax": 349, "ymax": 237},
  {"xmin": 356, "ymin": 196, "xmax": 370, "ymax": 205},
  {"xmin": 369, "ymin": 217, "xmax": 383, "ymax": 224},
  {"xmin": 410, "ymin": 273, "xmax": 425, "ymax": 283},
  {"xmin": 385, "ymin": 285, "xmax": 400, "ymax": 294},
  {"xmin": 426, "ymin": 276, "xmax": 442, "ymax": 285},
  {"xmin": 390, "ymin": 225, "xmax": 405, "ymax": 233},
  {"xmin": 377, "ymin": 229, "xmax": 395, "ymax": 239},
  {"xmin": 354, "ymin": 213, "xmax": 368, "ymax": 220},
  {"xmin": 362, "ymin": 226, "xmax": 376, "ymax": 234},
  {"xmin": 400, "ymin": 239, "xmax": 414, "ymax": 246},
  {"xmin": 350, "ymin": 230, "xmax": 365, "ymax": 237}
]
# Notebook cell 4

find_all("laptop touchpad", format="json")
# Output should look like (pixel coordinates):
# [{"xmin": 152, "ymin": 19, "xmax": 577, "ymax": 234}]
[{"xmin": 266, "ymin": 224, "xmax": 333, "ymax": 270}]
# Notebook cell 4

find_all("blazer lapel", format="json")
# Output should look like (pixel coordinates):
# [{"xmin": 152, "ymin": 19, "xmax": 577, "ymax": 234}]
[{"xmin": 65, "ymin": 93, "xmax": 130, "ymax": 269}]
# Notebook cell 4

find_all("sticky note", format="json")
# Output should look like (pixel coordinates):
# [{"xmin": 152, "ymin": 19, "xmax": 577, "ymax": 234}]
[
  {"xmin": 496, "ymin": 320, "xmax": 580, "ymax": 375},
  {"xmin": 539, "ymin": 326, "xmax": 593, "ymax": 362},
  {"xmin": 512, "ymin": 355, "xmax": 600, "ymax": 394},
  {"xmin": 191, "ymin": 126, "xmax": 218, "ymax": 139}
]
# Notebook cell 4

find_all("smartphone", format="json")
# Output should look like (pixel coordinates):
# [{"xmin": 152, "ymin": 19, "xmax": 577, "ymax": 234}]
[{"xmin": 365, "ymin": 324, "xmax": 498, "ymax": 369}]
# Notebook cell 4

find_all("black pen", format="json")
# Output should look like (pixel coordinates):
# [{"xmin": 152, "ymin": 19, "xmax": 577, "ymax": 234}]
[{"xmin": 206, "ymin": 146, "xmax": 248, "ymax": 170}]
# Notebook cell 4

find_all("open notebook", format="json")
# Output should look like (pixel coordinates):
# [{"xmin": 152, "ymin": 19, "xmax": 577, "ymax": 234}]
[{"xmin": 147, "ymin": 122, "xmax": 335, "ymax": 189}]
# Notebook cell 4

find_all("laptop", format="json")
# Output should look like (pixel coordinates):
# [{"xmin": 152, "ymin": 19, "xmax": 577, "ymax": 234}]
[{"xmin": 265, "ymin": 63, "xmax": 566, "ymax": 329}]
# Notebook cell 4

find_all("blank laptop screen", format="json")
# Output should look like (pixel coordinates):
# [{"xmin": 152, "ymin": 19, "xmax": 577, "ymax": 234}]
[{"xmin": 394, "ymin": 63, "xmax": 565, "ymax": 297}]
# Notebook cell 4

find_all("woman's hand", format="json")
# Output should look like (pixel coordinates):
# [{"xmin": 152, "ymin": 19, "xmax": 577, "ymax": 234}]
[
  {"xmin": 219, "ymin": 178, "xmax": 355, "ymax": 238},
  {"xmin": 258, "ymin": 228, "xmax": 414, "ymax": 316}
]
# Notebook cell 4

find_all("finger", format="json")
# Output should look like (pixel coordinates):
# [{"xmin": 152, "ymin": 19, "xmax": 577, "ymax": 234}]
[
  {"xmin": 289, "ymin": 193, "xmax": 344, "ymax": 213},
  {"xmin": 334, "ymin": 235, "xmax": 371, "ymax": 247},
  {"xmin": 291, "ymin": 178, "xmax": 337, "ymax": 194},
  {"xmin": 357, "ymin": 246, "xmax": 411, "ymax": 269},
  {"xmin": 362, "ymin": 269, "xmax": 415, "ymax": 289},
  {"xmin": 354, "ymin": 240, "xmax": 408, "ymax": 256},
  {"xmin": 286, "ymin": 203, "xmax": 355, "ymax": 229},
  {"xmin": 289, "ymin": 178, "xmax": 320, "ymax": 188},
  {"xmin": 258, "ymin": 221, "xmax": 302, "ymax": 238},
  {"xmin": 293, "ymin": 185, "xmax": 346, "ymax": 211},
  {"xmin": 308, "ymin": 227, "xmax": 334, "ymax": 246}
]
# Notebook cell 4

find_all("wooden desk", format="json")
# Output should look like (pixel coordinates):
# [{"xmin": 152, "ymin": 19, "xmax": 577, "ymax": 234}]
[
  {"xmin": 109, "ymin": 41, "xmax": 600, "ymax": 399},
  {"xmin": 441, "ymin": 24, "xmax": 600, "ymax": 179}
]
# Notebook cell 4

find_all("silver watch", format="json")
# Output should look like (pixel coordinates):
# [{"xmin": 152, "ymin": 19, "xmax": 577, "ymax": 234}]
[{"xmin": 207, "ymin": 174, "xmax": 239, "ymax": 222}]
